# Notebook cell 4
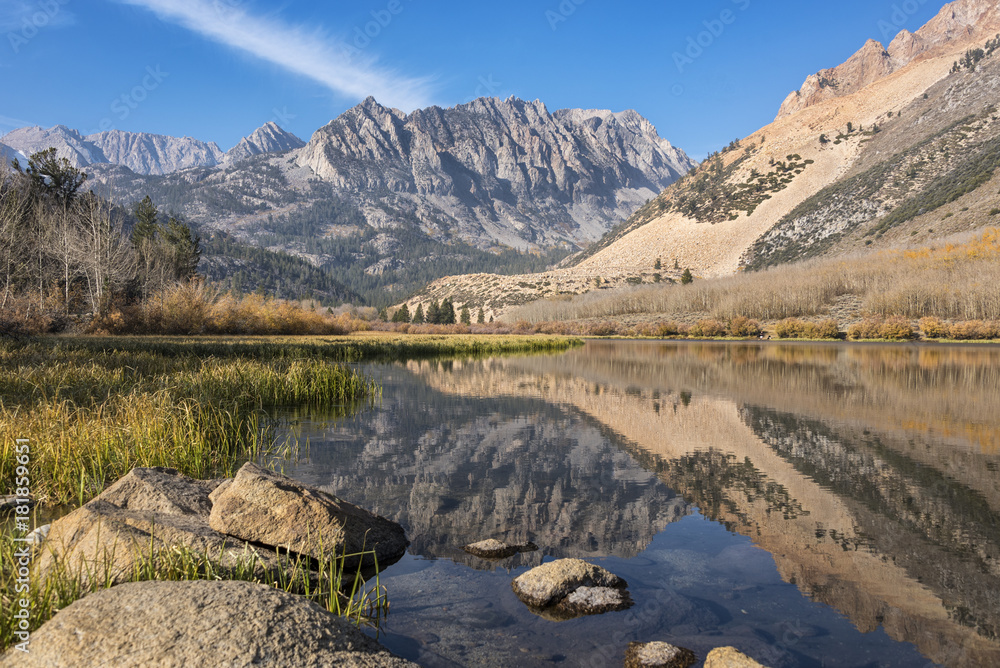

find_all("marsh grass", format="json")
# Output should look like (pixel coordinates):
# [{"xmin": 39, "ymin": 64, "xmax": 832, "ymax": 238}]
[
  {"xmin": 0, "ymin": 529, "xmax": 389, "ymax": 650},
  {"xmin": 0, "ymin": 339, "xmax": 380, "ymax": 506}
]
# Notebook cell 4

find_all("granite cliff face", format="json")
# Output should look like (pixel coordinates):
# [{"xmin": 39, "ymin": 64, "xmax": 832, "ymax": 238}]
[
  {"xmin": 297, "ymin": 96, "xmax": 695, "ymax": 249},
  {"xmin": 224, "ymin": 122, "xmax": 304, "ymax": 165},
  {"xmin": 87, "ymin": 130, "xmax": 224, "ymax": 175},
  {"xmin": 777, "ymin": 0, "xmax": 1000, "ymax": 118}
]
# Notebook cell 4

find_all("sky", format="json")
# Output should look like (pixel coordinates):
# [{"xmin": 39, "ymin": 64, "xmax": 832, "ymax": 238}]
[{"xmin": 0, "ymin": 0, "xmax": 949, "ymax": 159}]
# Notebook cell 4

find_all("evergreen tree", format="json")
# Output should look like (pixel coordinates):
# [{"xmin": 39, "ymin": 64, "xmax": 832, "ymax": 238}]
[
  {"xmin": 163, "ymin": 217, "xmax": 201, "ymax": 281},
  {"xmin": 654, "ymin": 257, "xmax": 662, "ymax": 270},
  {"xmin": 412, "ymin": 303, "xmax": 425, "ymax": 324},
  {"xmin": 132, "ymin": 196, "xmax": 158, "ymax": 244},
  {"xmin": 460, "ymin": 304, "xmax": 471, "ymax": 325},
  {"xmin": 427, "ymin": 300, "xmax": 441, "ymax": 324},
  {"xmin": 477, "ymin": 307, "xmax": 485, "ymax": 324},
  {"xmin": 441, "ymin": 298, "xmax": 456, "ymax": 325},
  {"xmin": 681, "ymin": 268, "xmax": 694, "ymax": 285},
  {"xmin": 391, "ymin": 303, "xmax": 411, "ymax": 323}
]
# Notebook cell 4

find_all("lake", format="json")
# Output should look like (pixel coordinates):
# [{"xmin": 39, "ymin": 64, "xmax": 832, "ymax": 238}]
[{"xmin": 272, "ymin": 340, "xmax": 1000, "ymax": 668}]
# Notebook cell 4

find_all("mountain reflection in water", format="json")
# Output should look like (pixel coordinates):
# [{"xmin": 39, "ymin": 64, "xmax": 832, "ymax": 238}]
[{"xmin": 274, "ymin": 341, "xmax": 1000, "ymax": 667}]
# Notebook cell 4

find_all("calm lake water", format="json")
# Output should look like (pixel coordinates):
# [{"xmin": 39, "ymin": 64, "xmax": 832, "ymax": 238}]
[{"xmin": 272, "ymin": 341, "xmax": 1000, "ymax": 668}]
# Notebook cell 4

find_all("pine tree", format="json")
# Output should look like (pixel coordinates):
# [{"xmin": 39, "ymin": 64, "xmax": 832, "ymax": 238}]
[
  {"xmin": 441, "ymin": 298, "xmax": 456, "ymax": 325},
  {"xmin": 681, "ymin": 268, "xmax": 694, "ymax": 285},
  {"xmin": 654, "ymin": 257, "xmax": 662, "ymax": 270},
  {"xmin": 460, "ymin": 305, "xmax": 471, "ymax": 325},
  {"xmin": 391, "ymin": 303, "xmax": 411, "ymax": 323},
  {"xmin": 477, "ymin": 307, "xmax": 485, "ymax": 324},
  {"xmin": 412, "ymin": 304, "xmax": 425, "ymax": 324},
  {"xmin": 427, "ymin": 300, "xmax": 441, "ymax": 324},
  {"xmin": 132, "ymin": 196, "xmax": 159, "ymax": 244}
]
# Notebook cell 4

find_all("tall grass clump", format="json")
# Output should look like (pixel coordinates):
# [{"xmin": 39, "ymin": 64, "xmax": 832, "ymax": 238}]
[{"xmin": 0, "ymin": 339, "xmax": 379, "ymax": 506}]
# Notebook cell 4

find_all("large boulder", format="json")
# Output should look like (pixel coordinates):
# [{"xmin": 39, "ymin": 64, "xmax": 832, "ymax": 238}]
[
  {"xmin": 209, "ymin": 463, "xmax": 408, "ymax": 568},
  {"xmin": 625, "ymin": 642, "xmax": 698, "ymax": 668},
  {"xmin": 0, "ymin": 579, "xmax": 416, "ymax": 667},
  {"xmin": 511, "ymin": 558, "xmax": 632, "ymax": 619},
  {"xmin": 96, "ymin": 466, "xmax": 223, "ymax": 515},
  {"xmin": 704, "ymin": 647, "xmax": 771, "ymax": 668},
  {"xmin": 34, "ymin": 468, "xmax": 282, "ymax": 588}
]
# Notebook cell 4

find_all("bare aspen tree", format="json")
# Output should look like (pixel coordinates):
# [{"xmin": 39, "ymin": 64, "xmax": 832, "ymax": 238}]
[{"xmin": 74, "ymin": 193, "xmax": 137, "ymax": 314}]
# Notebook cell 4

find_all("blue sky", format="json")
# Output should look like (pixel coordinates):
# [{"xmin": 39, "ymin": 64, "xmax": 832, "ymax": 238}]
[{"xmin": 1, "ymin": 0, "xmax": 947, "ymax": 159}]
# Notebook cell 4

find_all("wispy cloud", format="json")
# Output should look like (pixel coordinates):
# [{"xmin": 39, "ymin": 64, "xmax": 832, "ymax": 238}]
[
  {"xmin": 0, "ymin": 0, "xmax": 76, "ymax": 33},
  {"xmin": 113, "ymin": 0, "xmax": 435, "ymax": 110}
]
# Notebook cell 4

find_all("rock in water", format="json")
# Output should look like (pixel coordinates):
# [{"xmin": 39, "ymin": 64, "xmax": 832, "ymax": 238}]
[
  {"xmin": 625, "ymin": 641, "xmax": 698, "ymax": 668},
  {"xmin": 704, "ymin": 646, "xmax": 771, "ymax": 668},
  {"xmin": 511, "ymin": 558, "xmax": 631, "ymax": 618},
  {"xmin": 462, "ymin": 538, "xmax": 538, "ymax": 559},
  {"xmin": 0, "ymin": 580, "xmax": 416, "ymax": 668},
  {"xmin": 209, "ymin": 462, "xmax": 408, "ymax": 568}
]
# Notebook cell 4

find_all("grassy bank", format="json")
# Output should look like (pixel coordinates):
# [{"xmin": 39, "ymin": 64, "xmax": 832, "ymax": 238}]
[{"xmin": 507, "ymin": 229, "xmax": 1000, "ymax": 326}]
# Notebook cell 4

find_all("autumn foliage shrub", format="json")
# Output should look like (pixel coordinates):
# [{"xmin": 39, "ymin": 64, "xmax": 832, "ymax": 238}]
[
  {"xmin": 848, "ymin": 317, "xmax": 915, "ymax": 340},
  {"xmin": 948, "ymin": 320, "xmax": 1000, "ymax": 340},
  {"xmin": 919, "ymin": 317, "xmax": 951, "ymax": 339},
  {"xmin": 689, "ymin": 319, "xmax": 727, "ymax": 338},
  {"xmin": 727, "ymin": 316, "xmax": 763, "ymax": 338},
  {"xmin": 775, "ymin": 318, "xmax": 841, "ymax": 339}
]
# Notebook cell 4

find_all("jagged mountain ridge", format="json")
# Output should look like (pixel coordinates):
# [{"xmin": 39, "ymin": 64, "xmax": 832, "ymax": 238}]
[
  {"xmin": 0, "ymin": 123, "xmax": 304, "ymax": 176},
  {"xmin": 777, "ymin": 0, "xmax": 1000, "ymax": 118},
  {"xmin": 296, "ymin": 96, "xmax": 695, "ymax": 250}
]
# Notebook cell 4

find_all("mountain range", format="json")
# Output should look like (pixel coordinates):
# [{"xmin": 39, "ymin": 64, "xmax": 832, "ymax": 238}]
[
  {"xmin": 0, "ymin": 122, "xmax": 307, "ymax": 176},
  {"xmin": 2, "ymin": 98, "xmax": 693, "ymax": 306},
  {"xmin": 409, "ymin": 0, "xmax": 1000, "ymax": 319}
]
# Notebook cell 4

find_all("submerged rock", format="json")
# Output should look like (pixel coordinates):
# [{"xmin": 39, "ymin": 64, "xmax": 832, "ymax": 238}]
[
  {"xmin": 209, "ymin": 462, "xmax": 409, "ymax": 568},
  {"xmin": 0, "ymin": 579, "xmax": 416, "ymax": 668},
  {"xmin": 462, "ymin": 538, "xmax": 538, "ymax": 559},
  {"xmin": 704, "ymin": 646, "xmax": 771, "ymax": 668},
  {"xmin": 511, "ymin": 558, "xmax": 631, "ymax": 619},
  {"xmin": 624, "ymin": 641, "xmax": 697, "ymax": 668}
]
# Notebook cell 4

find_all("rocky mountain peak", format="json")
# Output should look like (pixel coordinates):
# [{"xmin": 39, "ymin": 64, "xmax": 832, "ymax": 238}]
[
  {"xmin": 296, "ymin": 95, "xmax": 695, "ymax": 250},
  {"xmin": 224, "ymin": 122, "xmax": 305, "ymax": 165},
  {"xmin": 777, "ymin": 0, "xmax": 1000, "ymax": 120}
]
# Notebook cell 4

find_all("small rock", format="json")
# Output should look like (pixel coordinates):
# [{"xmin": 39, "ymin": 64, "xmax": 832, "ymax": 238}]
[
  {"xmin": 625, "ymin": 641, "xmax": 697, "ymax": 668},
  {"xmin": 511, "ymin": 558, "xmax": 631, "ymax": 618},
  {"xmin": 0, "ymin": 579, "xmax": 416, "ymax": 667},
  {"xmin": 704, "ymin": 646, "xmax": 771, "ymax": 668},
  {"xmin": 209, "ymin": 463, "xmax": 409, "ymax": 568},
  {"xmin": 462, "ymin": 538, "xmax": 538, "ymax": 559}
]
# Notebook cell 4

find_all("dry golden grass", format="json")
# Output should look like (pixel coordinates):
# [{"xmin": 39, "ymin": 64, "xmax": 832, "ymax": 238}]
[{"xmin": 508, "ymin": 229, "xmax": 1000, "ymax": 324}]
